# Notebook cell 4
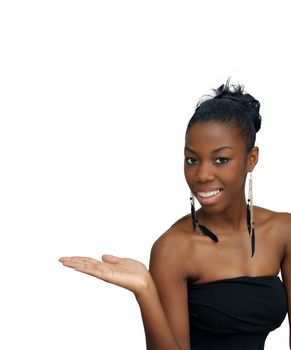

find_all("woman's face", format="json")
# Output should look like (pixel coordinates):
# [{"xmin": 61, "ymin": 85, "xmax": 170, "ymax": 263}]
[{"xmin": 184, "ymin": 121, "xmax": 258, "ymax": 214}]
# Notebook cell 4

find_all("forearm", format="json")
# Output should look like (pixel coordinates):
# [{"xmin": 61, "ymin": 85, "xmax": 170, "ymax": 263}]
[{"xmin": 135, "ymin": 276, "xmax": 181, "ymax": 350}]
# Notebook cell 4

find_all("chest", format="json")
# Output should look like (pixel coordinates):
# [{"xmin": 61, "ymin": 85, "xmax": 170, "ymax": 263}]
[{"xmin": 185, "ymin": 224, "xmax": 284, "ymax": 284}]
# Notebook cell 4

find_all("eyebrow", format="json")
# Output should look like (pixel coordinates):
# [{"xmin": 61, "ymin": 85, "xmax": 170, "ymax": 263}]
[{"xmin": 184, "ymin": 146, "xmax": 233, "ymax": 154}]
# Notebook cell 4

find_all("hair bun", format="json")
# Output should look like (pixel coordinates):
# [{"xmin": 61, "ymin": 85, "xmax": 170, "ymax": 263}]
[
  {"xmin": 241, "ymin": 96, "xmax": 261, "ymax": 133},
  {"xmin": 251, "ymin": 101, "xmax": 261, "ymax": 132},
  {"xmin": 213, "ymin": 81, "xmax": 262, "ymax": 133}
]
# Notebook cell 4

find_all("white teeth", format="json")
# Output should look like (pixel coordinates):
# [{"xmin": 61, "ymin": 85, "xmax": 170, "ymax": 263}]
[{"xmin": 198, "ymin": 190, "xmax": 221, "ymax": 198}]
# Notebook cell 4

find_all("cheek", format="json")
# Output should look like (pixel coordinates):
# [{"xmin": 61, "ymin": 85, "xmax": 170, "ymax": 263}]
[
  {"xmin": 184, "ymin": 167, "xmax": 191, "ymax": 185},
  {"xmin": 184, "ymin": 164, "xmax": 195, "ymax": 182},
  {"xmin": 224, "ymin": 165, "xmax": 247, "ymax": 189},
  {"xmin": 184, "ymin": 165, "xmax": 196, "ymax": 189}
]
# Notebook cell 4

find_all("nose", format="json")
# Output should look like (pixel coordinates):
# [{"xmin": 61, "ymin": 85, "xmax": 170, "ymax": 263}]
[{"xmin": 195, "ymin": 161, "xmax": 215, "ymax": 182}]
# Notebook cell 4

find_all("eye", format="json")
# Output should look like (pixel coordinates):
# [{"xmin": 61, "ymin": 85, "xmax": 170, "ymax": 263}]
[
  {"xmin": 185, "ymin": 157, "xmax": 198, "ymax": 165},
  {"xmin": 215, "ymin": 157, "xmax": 230, "ymax": 164}
]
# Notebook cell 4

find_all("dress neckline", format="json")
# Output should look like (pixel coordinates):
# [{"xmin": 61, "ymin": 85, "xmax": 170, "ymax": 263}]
[{"xmin": 189, "ymin": 274, "xmax": 279, "ymax": 286}]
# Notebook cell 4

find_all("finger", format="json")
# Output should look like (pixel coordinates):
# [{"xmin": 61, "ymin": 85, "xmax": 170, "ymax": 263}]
[
  {"xmin": 59, "ymin": 256, "xmax": 82, "ymax": 263},
  {"xmin": 59, "ymin": 257, "xmax": 68, "ymax": 262},
  {"xmin": 102, "ymin": 254, "xmax": 120, "ymax": 264},
  {"xmin": 59, "ymin": 259, "xmax": 80, "ymax": 269},
  {"xmin": 59, "ymin": 256, "xmax": 101, "ymax": 265},
  {"xmin": 59, "ymin": 256, "xmax": 114, "ymax": 282},
  {"xmin": 67, "ymin": 259, "xmax": 101, "ymax": 270}
]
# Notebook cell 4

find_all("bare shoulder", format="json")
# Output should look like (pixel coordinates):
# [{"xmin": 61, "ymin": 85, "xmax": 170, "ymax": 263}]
[
  {"xmin": 272, "ymin": 210, "xmax": 291, "ymax": 240},
  {"xmin": 273, "ymin": 210, "xmax": 291, "ymax": 227},
  {"xmin": 151, "ymin": 214, "xmax": 191, "ymax": 256},
  {"xmin": 150, "ymin": 214, "xmax": 193, "ymax": 277},
  {"xmin": 256, "ymin": 206, "xmax": 291, "ymax": 240}
]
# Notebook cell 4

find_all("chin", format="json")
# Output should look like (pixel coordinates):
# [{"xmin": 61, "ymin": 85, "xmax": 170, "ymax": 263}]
[{"xmin": 199, "ymin": 204, "xmax": 224, "ymax": 216}]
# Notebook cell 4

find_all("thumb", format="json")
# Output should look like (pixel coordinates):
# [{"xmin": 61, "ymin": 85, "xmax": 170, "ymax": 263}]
[{"xmin": 102, "ymin": 254, "xmax": 120, "ymax": 264}]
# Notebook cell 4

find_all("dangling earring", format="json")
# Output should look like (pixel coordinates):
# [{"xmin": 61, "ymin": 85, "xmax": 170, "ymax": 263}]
[
  {"xmin": 247, "ymin": 172, "xmax": 256, "ymax": 257},
  {"xmin": 190, "ymin": 191, "xmax": 219, "ymax": 242},
  {"xmin": 190, "ymin": 191, "xmax": 197, "ymax": 231}
]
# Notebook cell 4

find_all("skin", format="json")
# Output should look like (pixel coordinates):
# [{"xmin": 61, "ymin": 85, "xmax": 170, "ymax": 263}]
[{"xmin": 59, "ymin": 121, "xmax": 291, "ymax": 349}]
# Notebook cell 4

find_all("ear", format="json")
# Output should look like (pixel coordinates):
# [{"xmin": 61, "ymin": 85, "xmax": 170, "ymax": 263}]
[{"xmin": 247, "ymin": 146, "xmax": 259, "ymax": 172}]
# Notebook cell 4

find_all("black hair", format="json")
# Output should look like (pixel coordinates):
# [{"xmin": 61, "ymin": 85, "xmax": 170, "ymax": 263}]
[{"xmin": 186, "ymin": 80, "xmax": 262, "ymax": 153}]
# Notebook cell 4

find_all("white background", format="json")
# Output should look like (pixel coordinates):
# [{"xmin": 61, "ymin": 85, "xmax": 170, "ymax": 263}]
[{"xmin": 0, "ymin": 1, "xmax": 290, "ymax": 349}]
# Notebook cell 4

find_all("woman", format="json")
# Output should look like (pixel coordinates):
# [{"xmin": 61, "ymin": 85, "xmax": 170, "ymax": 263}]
[{"xmin": 59, "ymin": 81, "xmax": 291, "ymax": 350}]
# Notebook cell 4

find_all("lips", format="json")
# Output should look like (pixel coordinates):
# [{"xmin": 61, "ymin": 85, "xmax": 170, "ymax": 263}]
[
  {"xmin": 197, "ymin": 189, "xmax": 221, "ymax": 198},
  {"xmin": 194, "ymin": 188, "xmax": 223, "ymax": 206}
]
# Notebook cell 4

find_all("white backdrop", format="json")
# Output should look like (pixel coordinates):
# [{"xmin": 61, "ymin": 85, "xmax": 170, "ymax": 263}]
[{"xmin": 1, "ymin": 1, "xmax": 290, "ymax": 349}]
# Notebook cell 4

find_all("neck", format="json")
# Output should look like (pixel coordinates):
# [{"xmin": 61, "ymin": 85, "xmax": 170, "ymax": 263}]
[{"xmin": 197, "ymin": 195, "xmax": 248, "ymax": 233}]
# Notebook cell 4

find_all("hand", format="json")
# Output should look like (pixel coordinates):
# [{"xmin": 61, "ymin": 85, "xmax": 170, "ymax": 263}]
[{"xmin": 59, "ymin": 254, "xmax": 152, "ymax": 296}]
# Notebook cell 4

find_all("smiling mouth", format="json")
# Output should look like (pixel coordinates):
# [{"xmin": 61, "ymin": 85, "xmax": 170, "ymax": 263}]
[{"xmin": 197, "ymin": 189, "xmax": 222, "ymax": 198}]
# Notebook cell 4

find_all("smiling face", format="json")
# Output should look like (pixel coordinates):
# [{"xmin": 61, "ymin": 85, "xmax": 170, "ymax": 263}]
[{"xmin": 184, "ymin": 121, "xmax": 258, "ymax": 215}]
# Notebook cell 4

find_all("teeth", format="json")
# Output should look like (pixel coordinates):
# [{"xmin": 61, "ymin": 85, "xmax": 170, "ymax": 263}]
[{"xmin": 198, "ymin": 190, "xmax": 221, "ymax": 198}]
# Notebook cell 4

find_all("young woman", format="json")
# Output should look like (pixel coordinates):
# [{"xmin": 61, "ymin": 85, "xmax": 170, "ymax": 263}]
[{"xmin": 59, "ymin": 81, "xmax": 291, "ymax": 350}]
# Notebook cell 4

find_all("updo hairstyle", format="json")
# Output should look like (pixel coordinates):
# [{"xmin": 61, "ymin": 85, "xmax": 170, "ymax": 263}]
[{"xmin": 186, "ymin": 80, "xmax": 262, "ymax": 153}]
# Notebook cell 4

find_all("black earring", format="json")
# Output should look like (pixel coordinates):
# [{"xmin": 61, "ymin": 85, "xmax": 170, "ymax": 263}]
[
  {"xmin": 190, "ymin": 191, "xmax": 219, "ymax": 243},
  {"xmin": 247, "ymin": 172, "xmax": 255, "ymax": 257},
  {"xmin": 190, "ymin": 192, "xmax": 197, "ymax": 231}
]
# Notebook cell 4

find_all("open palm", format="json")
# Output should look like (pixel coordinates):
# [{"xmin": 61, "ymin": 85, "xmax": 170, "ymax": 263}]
[{"xmin": 59, "ymin": 254, "xmax": 150, "ymax": 295}]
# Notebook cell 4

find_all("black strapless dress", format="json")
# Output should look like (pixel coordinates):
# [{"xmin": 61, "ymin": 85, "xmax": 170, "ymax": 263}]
[{"xmin": 187, "ymin": 275, "xmax": 287, "ymax": 350}]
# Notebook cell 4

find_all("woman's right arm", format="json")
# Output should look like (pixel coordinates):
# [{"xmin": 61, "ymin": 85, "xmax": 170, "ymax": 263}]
[
  {"xmin": 147, "ymin": 233, "xmax": 192, "ymax": 350},
  {"xmin": 59, "ymin": 233, "xmax": 191, "ymax": 350},
  {"xmin": 135, "ymin": 273, "xmax": 184, "ymax": 350}
]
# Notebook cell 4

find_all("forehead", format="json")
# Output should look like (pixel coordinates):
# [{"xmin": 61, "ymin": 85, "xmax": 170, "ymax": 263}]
[{"xmin": 185, "ymin": 121, "xmax": 246, "ymax": 152}]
